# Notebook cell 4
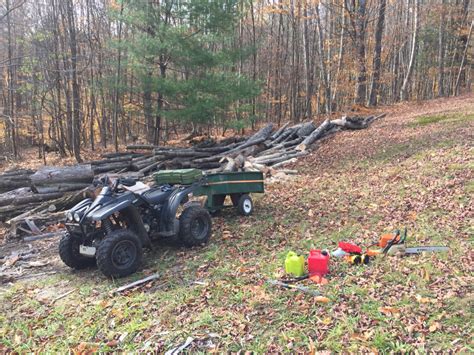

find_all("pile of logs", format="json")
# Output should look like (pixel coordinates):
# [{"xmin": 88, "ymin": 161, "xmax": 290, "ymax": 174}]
[
  {"xmin": 0, "ymin": 114, "xmax": 385, "ymax": 231},
  {"xmin": 127, "ymin": 113, "xmax": 386, "ymax": 173}
]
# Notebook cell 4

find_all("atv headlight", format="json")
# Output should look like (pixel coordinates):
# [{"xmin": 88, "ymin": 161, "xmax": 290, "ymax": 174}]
[
  {"xmin": 73, "ymin": 212, "xmax": 81, "ymax": 222},
  {"xmin": 66, "ymin": 211, "xmax": 73, "ymax": 222}
]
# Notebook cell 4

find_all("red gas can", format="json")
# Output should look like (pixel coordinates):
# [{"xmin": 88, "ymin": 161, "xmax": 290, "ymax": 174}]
[{"xmin": 308, "ymin": 249, "xmax": 330, "ymax": 276}]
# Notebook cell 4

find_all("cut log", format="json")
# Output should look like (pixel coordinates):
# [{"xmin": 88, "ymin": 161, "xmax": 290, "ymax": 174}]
[
  {"xmin": 138, "ymin": 161, "xmax": 165, "ymax": 175},
  {"xmin": 0, "ymin": 188, "xmax": 31, "ymax": 207},
  {"xmin": 296, "ymin": 121, "xmax": 317, "ymax": 137},
  {"xmin": 296, "ymin": 119, "xmax": 333, "ymax": 151},
  {"xmin": 87, "ymin": 155, "xmax": 133, "ymax": 165},
  {"xmin": 0, "ymin": 178, "xmax": 32, "ymax": 192},
  {"xmin": 225, "ymin": 123, "xmax": 274, "ymax": 154},
  {"xmin": 158, "ymin": 150, "xmax": 212, "ymax": 158},
  {"xmin": 243, "ymin": 161, "xmax": 267, "ymax": 172},
  {"xmin": 102, "ymin": 152, "xmax": 143, "ymax": 158},
  {"xmin": 272, "ymin": 127, "xmax": 295, "ymax": 145},
  {"xmin": 14, "ymin": 192, "xmax": 64, "ymax": 205},
  {"xmin": 330, "ymin": 113, "xmax": 386, "ymax": 130},
  {"xmin": 192, "ymin": 155, "xmax": 222, "ymax": 164},
  {"xmin": 257, "ymin": 151, "xmax": 308, "ymax": 166},
  {"xmin": 92, "ymin": 162, "xmax": 131, "ymax": 174},
  {"xmin": 256, "ymin": 137, "xmax": 303, "ymax": 157},
  {"xmin": 222, "ymin": 154, "xmax": 246, "ymax": 172},
  {"xmin": 1, "ymin": 169, "xmax": 34, "ymax": 177},
  {"xmin": 33, "ymin": 183, "xmax": 91, "ymax": 194},
  {"xmin": 126, "ymin": 144, "xmax": 161, "ymax": 150},
  {"xmin": 270, "ymin": 122, "xmax": 290, "ymax": 140},
  {"xmin": 31, "ymin": 165, "xmax": 94, "ymax": 186},
  {"xmin": 194, "ymin": 142, "xmax": 242, "ymax": 154}
]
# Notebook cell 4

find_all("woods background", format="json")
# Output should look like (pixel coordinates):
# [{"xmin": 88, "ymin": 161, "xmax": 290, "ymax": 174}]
[{"xmin": 0, "ymin": 0, "xmax": 472, "ymax": 162}]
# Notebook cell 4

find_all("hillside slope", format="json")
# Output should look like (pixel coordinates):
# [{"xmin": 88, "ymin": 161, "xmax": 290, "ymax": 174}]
[{"xmin": 0, "ymin": 94, "xmax": 473, "ymax": 352}]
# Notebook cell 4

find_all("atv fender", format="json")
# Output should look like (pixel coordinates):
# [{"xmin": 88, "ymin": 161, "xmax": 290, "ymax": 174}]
[
  {"xmin": 160, "ymin": 185, "xmax": 196, "ymax": 236},
  {"xmin": 69, "ymin": 198, "xmax": 93, "ymax": 213},
  {"xmin": 88, "ymin": 199, "xmax": 134, "ymax": 221},
  {"xmin": 87, "ymin": 196, "xmax": 151, "ymax": 248}
]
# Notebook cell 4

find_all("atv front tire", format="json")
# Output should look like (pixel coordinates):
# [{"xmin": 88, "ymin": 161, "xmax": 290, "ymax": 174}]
[
  {"xmin": 179, "ymin": 205, "xmax": 212, "ymax": 247},
  {"xmin": 59, "ymin": 233, "xmax": 96, "ymax": 270},
  {"xmin": 96, "ymin": 230, "xmax": 143, "ymax": 278}
]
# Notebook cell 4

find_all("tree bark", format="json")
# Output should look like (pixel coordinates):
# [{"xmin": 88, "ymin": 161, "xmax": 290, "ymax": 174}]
[
  {"xmin": 65, "ymin": 0, "xmax": 82, "ymax": 162},
  {"xmin": 438, "ymin": 0, "xmax": 447, "ymax": 97},
  {"xmin": 30, "ymin": 165, "xmax": 94, "ymax": 187},
  {"xmin": 400, "ymin": 0, "xmax": 420, "ymax": 101},
  {"xmin": 368, "ymin": 0, "xmax": 386, "ymax": 106}
]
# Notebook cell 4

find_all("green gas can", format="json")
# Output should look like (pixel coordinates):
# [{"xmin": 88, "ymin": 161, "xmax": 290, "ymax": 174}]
[{"xmin": 284, "ymin": 251, "xmax": 305, "ymax": 277}]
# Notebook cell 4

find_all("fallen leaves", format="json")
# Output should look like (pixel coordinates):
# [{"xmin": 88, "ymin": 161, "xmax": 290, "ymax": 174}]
[
  {"xmin": 314, "ymin": 296, "xmax": 330, "ymax": 304},
  {"xmin": 379, "ymin": 306, "xmax": 401, "ymax": 316},
  {"xmin": 429, "ymin": 322, "xmax": 442, "ymax": 332}
]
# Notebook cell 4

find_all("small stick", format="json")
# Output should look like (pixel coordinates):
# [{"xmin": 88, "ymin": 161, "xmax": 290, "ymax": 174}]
[
  {"xmin": 113, "ymin": 273, "xmax": 160, "ymax": 293},
  {"xmin": 23, "ymin": 231, "xmax": 66, "ymax": 242},
  {"xmin": 52, "ymin": 289, "xmax": 75, "ymax": 303}
]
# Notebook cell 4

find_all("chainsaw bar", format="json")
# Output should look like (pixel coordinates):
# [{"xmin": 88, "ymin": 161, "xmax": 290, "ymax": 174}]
[{"xmin": 404, "ymin": 246, "xmax": 450, "ymax": 254}]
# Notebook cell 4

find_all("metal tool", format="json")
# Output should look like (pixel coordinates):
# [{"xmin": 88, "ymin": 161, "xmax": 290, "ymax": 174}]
[{"xmin": 386, "ymin": 244, "xmax": 450, "ymax": 255}]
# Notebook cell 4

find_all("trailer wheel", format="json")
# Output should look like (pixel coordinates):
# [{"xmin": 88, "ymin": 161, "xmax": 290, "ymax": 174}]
[
  {"xmin": 237, "ymin": 194, "xmax": 253, "ymax": 216},
  {"xmin": 179, "ymin": 205, "xmax": 212, "ymax": 247},
  {"xmin": 59, "ymin": 233, "xmax": 96, "ymax": 270},
  {"xmin": 96, "ymin": 230, "xmax": 143, "ymax": 278}
]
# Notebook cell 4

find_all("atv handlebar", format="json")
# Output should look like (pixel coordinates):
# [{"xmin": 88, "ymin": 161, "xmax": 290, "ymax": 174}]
[{"xmin": 93, "ymin": 175, "xmax": 137, "ymax": 192}]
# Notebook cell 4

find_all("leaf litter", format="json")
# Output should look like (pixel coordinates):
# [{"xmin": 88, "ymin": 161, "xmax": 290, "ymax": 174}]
[{"xmin": 0, "ymin": 94, "xmax": 473, "ymax": 352}]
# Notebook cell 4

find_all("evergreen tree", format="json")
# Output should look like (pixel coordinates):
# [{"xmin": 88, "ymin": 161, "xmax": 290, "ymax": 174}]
[{"xmin": 118, "ymin": 0, "xmax": 260, "ymax": 143}]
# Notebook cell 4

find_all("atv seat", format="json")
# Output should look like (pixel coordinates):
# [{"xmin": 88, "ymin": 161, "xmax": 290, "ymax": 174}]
[{"xmin": 141, "ymin": 188, "xmax": 173, "ymax": 205}]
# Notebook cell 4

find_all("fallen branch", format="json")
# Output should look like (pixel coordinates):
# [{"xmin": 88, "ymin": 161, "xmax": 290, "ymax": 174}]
[
  {"xmin": 113, "ymin": 273, "xmax": 160, "ymax": 293},
  {"xmin": 23, "ymin": 230, "xmax": 66, "ymax": 242}
]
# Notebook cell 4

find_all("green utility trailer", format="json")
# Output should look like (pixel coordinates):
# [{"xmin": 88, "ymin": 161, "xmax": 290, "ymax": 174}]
[
  {"xmin": 195, "ymin": 171, "xmax": 265, "ymax": 216},
  {"xmin": 153, "ymin": 169, "xmax": 265, "ymax": 216}
]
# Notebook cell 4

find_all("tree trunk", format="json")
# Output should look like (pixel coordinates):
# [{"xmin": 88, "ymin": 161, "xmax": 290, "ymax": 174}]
[
  {"xmin": 438, "ymin": 0, "xmax": 447, "ymax": 97},
  {"xmin": 454, "ymin": 20, "xmax": 474, "ymax": 95},
  {"xmin": 400, "ymin": 0, "xmax": 420, "ymax": 101},
  {"xmin": 354, "ymin": 0, "xmax": 368, "ymax": 106},
  {"xmin": 65, "ymin": 0, "xmax": 82, "ymax": 162},
  {"xmin": 5, "ymin": 0, "xmax": 18, "ymax": 158},
  {"xmin": 112, "ymin": 2, "xmax": 124, "ymax": 152},
  {"xmin": 368, "ymin": 0, "xmax": 386, "ymax": 106}
]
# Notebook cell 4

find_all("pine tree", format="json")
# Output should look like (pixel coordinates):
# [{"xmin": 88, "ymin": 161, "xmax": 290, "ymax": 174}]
[{"xmin": 118, "ymin": 0, "xmax": 260, "ymax": 144}]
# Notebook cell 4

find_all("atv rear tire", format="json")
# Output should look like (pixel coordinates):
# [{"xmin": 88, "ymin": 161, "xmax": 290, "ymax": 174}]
[
  {"xmin": 96, "ymin": 230, "xmax": 143, "ymax": 278},
  {"xmin": 59, "ymin": 233, "xmax": 96, "ymax": 270},
  {"xmin": 179, "ymin": 205, "xmax": 212, "ymax": 247}
]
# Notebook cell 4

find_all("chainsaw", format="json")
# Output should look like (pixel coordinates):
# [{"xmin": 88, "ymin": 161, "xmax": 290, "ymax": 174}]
[{"xmin": 367, "ymin": 228, "xmax": 449, "ymax": 256}]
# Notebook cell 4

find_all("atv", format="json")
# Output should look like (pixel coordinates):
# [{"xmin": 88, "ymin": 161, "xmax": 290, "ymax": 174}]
[{"xmin": 59, "ymin": 176, "xmax": 211, "ymax": 278}]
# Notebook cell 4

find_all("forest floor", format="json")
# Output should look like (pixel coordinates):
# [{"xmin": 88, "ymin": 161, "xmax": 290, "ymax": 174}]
[{"xmin": 0, "ymin": 94, "xmax": 473, "ymax": 352}]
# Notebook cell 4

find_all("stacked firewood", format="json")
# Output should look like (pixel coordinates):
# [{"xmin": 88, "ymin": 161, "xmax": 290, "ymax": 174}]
[{"xmin": 0, "ymin": 114, "xmax": 385, "ymax": 227}]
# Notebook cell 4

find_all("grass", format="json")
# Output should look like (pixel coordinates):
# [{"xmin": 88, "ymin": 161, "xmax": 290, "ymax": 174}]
[
  {"xmin": 409, "ymin": 112, "xmax": 474, "ymax": 127},
  {"xmin": 1, "ymin": 109, "xmax": 473, "ymax": 352}
]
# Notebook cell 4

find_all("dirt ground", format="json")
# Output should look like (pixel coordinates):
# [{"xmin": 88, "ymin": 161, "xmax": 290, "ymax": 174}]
[{"xmin": 0, "ymin": 93, "xmax": 473, "ymax": 352}]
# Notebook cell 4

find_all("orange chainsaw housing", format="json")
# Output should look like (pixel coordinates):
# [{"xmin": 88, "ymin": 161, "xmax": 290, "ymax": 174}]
[{"xmin": 379, "ymin": 233, "xmax": 400, "ymax": 248}]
